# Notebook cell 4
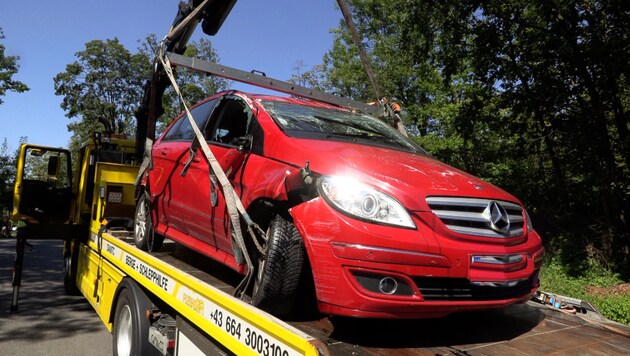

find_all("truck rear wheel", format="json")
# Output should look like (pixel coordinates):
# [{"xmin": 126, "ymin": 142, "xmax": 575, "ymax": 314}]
[
  {"xmin": 113, "ymin": 280, "xmax": 156, "ymax": 356},
  {"xmin": 134, "ymin": 193, "xmax": 164, "ymax": 252},
  {"xmin": 251, "ymin": 214, "xmax": 305, "ymax": 316}
]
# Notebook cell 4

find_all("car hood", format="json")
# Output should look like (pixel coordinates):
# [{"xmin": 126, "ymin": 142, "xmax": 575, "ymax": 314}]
[{"xmin": 267, "ymin": 137, "xmax": 520, "ymax": 211}]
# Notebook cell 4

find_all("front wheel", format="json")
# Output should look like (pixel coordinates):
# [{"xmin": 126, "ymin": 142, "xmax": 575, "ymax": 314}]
[
  {"xmin": 251, "ymin": 214, "xmax": 305, "ymax": 316},
  {"xmin": 134, "ymin": 193, "xmax": 163, "ymax": 252}
]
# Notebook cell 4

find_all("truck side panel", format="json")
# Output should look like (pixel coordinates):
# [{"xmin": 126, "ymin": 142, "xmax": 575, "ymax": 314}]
[
  {"xmin": 77, "ymin": 242, "xmax": 125, "ymax": 332},
  {"xmin": 84, "ymin": 231, "xmax": 323, "ymax": 356}
]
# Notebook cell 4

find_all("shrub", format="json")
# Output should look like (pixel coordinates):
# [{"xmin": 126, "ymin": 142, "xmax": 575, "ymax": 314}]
[{"xmin": 539, "ymin": 257, "xmax": 630, "ymax": 326}]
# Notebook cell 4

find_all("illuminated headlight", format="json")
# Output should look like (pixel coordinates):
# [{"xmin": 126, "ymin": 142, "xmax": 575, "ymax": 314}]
[
  {"xmin": 319, "ymin": 176, "xmax": 416, "ymax": 229},
  {"xmin": 525, "ymin": 209, "xmax": 534, "ymax": 232}
]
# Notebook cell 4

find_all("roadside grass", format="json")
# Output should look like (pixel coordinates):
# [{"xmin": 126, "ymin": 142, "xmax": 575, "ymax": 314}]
[{"xmin": 539, "ymin": 258, "xmax": 630, "ymax": 326}]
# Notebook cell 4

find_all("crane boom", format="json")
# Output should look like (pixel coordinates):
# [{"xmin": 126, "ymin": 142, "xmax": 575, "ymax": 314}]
[{"xmin": 134, "ymin": 0, "xmax": 236, "ymax": 160}]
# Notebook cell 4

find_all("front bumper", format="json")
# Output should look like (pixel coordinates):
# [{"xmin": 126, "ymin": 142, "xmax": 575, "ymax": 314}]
[{"xmin": 290, "ymin": 197, "xmax": 544, "ymax": 318}]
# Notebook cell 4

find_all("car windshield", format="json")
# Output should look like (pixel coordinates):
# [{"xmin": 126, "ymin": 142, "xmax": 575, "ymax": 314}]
[{"xmin": 260, "ymin": 100, "xmax": 426, "ymax": 154}]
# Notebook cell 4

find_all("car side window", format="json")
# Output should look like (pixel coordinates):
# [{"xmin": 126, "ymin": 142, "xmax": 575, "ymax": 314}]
[
  {"xmin": 160, "ymin": 119, "xmax": 184, "ymax": 141},
  {"xmin": 207, "ymin": 97, "xmax": 252, "ymax": 145},
  {"xmin": 162, "ymin": 98, "xmax": 218, "ymax": 142}
]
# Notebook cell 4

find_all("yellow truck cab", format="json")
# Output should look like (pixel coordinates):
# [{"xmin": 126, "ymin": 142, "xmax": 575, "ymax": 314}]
[
  {"xmin": 12, "ymin": 134, "xmax": 137, "ymax": 229},
  {"xmin": 12, "ymin": 134, "xmax": 139, "ymax": 294}
]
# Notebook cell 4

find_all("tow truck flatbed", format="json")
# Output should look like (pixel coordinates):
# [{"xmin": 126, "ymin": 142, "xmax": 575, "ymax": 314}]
[{"xmin": 107, "ymin": 231, "xmax": 630, "ymax": 355}]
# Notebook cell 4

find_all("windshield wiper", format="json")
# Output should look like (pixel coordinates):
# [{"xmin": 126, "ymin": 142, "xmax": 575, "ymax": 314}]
[
  {"xmin": 362, "ymin": 134, "xmax": 409, "ymax": 149},
  {"xmin": 325, "ymin": 132, "xmax": 364, "ymax": 142},
  {"xmin": 313, "ymin": 115, "xmax": 416, "ymax": 151},
  {"xmin": 326, "ymin": 131, "xmax": 410, "ymax": 149},
  {"xmin": 313, "ymin": 115, "xmax": 415, "ymax": 151},
  {"xmin": 313, "ymin": 115, "xmax": 384, "ymax": 137}
]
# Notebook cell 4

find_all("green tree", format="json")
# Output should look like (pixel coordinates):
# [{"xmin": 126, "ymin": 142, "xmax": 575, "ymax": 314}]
[
  {"xmin": 323, "ymin": 0, "xmax": 630, "ymax": 276},
  {"xmin": 0, "ymin": 138, "xmax": 15, "ymax": 215},
  {"xmin": 0, "ymin": 136, "xmax": 26, "ymax": 217},
  {"xmin": 0, "ymin": 28, "xmax": 28, "ymax": 217},
  {"xmin": 0, "ymin": 28, "xmax": 29, "ymax": 104},
  {"xmin": 55, "ymin": 36, "xmax": 228, "ymax": 151},
  {"xmin": 53, "ymin": 38, "xmax": 147, "ymax": 152},
  {"xmin": 288, "ymin": 60, "xmax": 327, "ymax": 91},
  {"xmin": 460, "ymin": 1, "xmax": 630, "ymax": 274}
]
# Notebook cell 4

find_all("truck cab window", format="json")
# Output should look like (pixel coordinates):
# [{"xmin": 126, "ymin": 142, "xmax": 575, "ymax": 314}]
[
  {"xmin": 16, "ymin": 146, "xmax": 73, "ymax": 224},
  {"xmin": 23, "ymin": 148, "xmax": 71, "ymax": 188}
]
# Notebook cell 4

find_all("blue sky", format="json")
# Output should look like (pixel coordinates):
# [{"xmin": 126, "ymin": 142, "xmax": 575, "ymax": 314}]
[{"xmin": 0, "ymin": 0, "xmax": 341, "ymax": 151}]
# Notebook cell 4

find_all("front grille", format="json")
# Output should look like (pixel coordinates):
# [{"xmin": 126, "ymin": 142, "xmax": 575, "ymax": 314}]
[
  {"xmin": 413, "ymin": 276, "xmax": 535, "ymax": 301},
  {"xmin": 426, "ymin": 197, "xmax": 524, "ymax": 238}
]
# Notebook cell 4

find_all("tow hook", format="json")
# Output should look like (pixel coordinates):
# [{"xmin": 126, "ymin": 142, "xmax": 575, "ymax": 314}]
[
  {"xmin": 148, "ymin": 313, "xmax": 176, "ymax": 355},
  {"xmin": 301, "ymin": 161, "xmax": 314, "ymax": 185}
]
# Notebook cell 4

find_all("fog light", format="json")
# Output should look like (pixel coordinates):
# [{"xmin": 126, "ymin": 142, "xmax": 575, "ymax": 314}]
[
  {"xmin": 378, "ymin": 277, "xmax": 398, "ymax": 295},
  {"xmin": 352, "ymin": 271, "xmax": 414, "ymax": 296}
]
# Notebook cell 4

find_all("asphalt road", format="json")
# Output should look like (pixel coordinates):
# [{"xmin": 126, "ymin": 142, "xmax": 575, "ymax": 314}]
[{"xmin": 0, "ymin": 238, "xmax": 112, "ymax": 356}]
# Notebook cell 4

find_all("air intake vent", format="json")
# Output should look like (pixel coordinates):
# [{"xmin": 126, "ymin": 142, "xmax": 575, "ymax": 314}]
[
  {"xmin": 426, "ymin": 197, "xmax": 524, "ymax": 238},
  {"xmin": 413, "ymin": 276, "xmax": 535, "ymax": 301}
]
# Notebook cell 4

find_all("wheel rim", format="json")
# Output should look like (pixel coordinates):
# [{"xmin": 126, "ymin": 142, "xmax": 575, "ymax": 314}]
[
  {"xmin": 116, "ymin": 304, "xmax": 133, "ymax": 356},
  {"xmin": 63, "ymin": 256, "xmax": 70, "ymax": 276},
  {"xmin": 135, "ymin": 199, "xmax": 147, "ymax": 242}
]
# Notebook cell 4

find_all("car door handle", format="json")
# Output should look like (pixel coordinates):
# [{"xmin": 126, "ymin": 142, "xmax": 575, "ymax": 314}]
[{"xmin": 160, "ymin": 148, "xmax": 169, "ymax": 156}]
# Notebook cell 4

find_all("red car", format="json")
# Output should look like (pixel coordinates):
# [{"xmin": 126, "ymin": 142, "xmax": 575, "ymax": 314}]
[{"xmin": 135, "ymin": 90, "xmax": 544, "ymax": 318}]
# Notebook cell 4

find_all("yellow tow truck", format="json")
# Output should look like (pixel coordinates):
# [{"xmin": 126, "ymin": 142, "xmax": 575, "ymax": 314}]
[
  {"xmin": 12, "ymin": 136, "xmax": 323, "ymax": 355},
  {"xmin": 10, "ymin": 1, "xmax": 325, "ymax": 354}
]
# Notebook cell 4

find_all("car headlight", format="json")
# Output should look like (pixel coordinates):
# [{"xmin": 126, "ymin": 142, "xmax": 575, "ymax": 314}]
[
  {"xmin": 525, "ymin": 209, "xmax": 534, "ymax": 232},
  {"xmin": 319, "ymin": 176, "xmax": 416, "ymax": 229}
]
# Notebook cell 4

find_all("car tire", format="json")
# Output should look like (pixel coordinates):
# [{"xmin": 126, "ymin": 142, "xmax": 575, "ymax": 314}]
[
  {"xmin": 112, "ymin": 280, "xmax": 157, "ymax": 356},
  {"xmin": 134, "ymin": 193, "xmax": 163, "ymax": 252},
  {"xmin": 251, "ymin": 214, "xmax": 305, "ymax": 316},
  {"xmin": 63, "ymin": 239, "xmax": 80, "ymax": 295},
  {"xmin": 148, "ymin": 230, "xmax": 165, "ymax": 252}
]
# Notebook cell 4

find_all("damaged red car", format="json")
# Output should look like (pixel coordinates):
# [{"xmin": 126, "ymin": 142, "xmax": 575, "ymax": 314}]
[{"xmin": 135, "ymin": 90, "xmax": 544, "ymax": 318}]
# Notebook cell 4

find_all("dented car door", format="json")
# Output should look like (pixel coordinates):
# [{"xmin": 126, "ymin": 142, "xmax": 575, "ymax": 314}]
[
  {"xmin": 182, "ymin": 95, "xmax": 251, "ymax": 255},
  {"xmin": 152, "ymin": 98, "xmax": 217, "ymax": 235}
]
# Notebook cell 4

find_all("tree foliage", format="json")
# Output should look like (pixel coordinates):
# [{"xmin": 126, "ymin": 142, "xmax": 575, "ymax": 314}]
[
  {"xmin": 0, "ymin": 28, "xmax": 29, "ymax": 105},
  {"xmin": 54, "ymin": 36, "xmax": 230, "ymax": 152},
  {"xmin": 0, "ymin": 136, "xmax": 26, "ymax": 216},
  {"xmin": 0, "ymin": 138, "xmax": 15, "ymax": 215},
  {"xmin": 324, "ymin": 0, "xmax": 630, "ymax": 277},
  {"xmin": 288, "ymin": 60, "xmax": 327, "ymax": 91},
  {"xmin": 54, "ymin": 38, "xmax": 146, "ymax": 152},
  {"xmin": 0, "ymin": 28, "xmax": 28, "ymax": 215}
]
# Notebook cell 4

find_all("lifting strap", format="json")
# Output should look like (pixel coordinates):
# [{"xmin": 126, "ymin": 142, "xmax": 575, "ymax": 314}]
[{"xmin": 157, "ymin": 45, "xmax": 264, "ymax": 298}]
